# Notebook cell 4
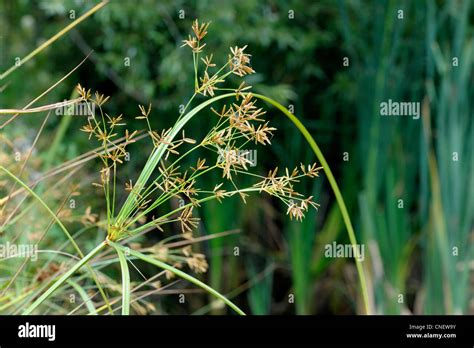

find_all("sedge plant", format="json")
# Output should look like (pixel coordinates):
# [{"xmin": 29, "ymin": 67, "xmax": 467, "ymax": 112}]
[{"xmin": 1, "ymin": 20, "xmax": 336, "ymax": 315}]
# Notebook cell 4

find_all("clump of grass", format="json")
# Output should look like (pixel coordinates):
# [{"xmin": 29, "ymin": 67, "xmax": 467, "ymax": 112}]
[{"xmin": 5, "ymin": 20, "xmax": 323, "ymax": 315}]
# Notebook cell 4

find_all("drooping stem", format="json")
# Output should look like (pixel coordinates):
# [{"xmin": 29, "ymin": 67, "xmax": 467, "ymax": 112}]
[
  {"xmin": 252, "ymin": 93, "xmax": 372, "ymax": 315},
  {"xmin": 112, "ymin": 90, "xmax": 371, "ymax": 314}
]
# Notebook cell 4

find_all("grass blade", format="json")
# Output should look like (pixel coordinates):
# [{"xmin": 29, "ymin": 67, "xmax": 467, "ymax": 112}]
[
  {"xmin": 252, "ymin": 93, "xmax": 372, "ymax": 314},
  {"xmin": 112, "ymin": 244, "xmax": 131, "ymax": 315},
  {"xmin": 108, "ymin": 241, "xmax": 245, "ymax": 315},
  {"xmin": 67, "ymin": 280, "xmax": 98, "ymax": 315},
  {"xmin": 116, "ymin": 93, "xmax": 236, "ymax": 224},
  {"xmin": 0, "ymin": 1, "xmax": 108, "ymax": 80}
]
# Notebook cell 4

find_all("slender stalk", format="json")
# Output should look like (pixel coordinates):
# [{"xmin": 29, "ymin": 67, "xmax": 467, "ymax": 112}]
[
  {"xmin": 0, "ymin": 99, "xmax": 82, "ymax": 114},
  {"xmin": 112, "ymin": 90, "xmax": 370, "ymax": 313},
  {"xmin": 0, "ymin": 1, "xmax": 108, "ymax": 80},
  {"xmin": 0, "ymin": 289, "xmax": 34, "ymax": 313},
  {"xmin": 0, "ymin": 167, "xmax": 82, "ymax": 259},
  {"xmin": 252, "ymin": 93, "xmax": 372, "ymax": 315},
  {"xmin": 116, "ymin": 93, "xmax": 235, "ymax": 225},
  {"xmin": 112, "ymin": 244, "xmax": 131, "ymax": 315},
  {"xmin": 67, "ymin": 280, "xmax": 98, "ymax": 315}
]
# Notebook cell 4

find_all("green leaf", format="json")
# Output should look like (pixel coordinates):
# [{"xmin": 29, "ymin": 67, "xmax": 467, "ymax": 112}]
[{"xmin": 112, "ymin": 244, "xmax": 131, "ymax": 315}]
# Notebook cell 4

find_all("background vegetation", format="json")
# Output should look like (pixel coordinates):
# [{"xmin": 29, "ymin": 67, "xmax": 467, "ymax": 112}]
[{"xmin": 0, "ymin": 0, "xmax": 472, "ymax": 314}]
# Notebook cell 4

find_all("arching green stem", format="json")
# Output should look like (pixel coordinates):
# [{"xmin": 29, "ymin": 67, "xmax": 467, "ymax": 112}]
[{"xmin": 252, "ymin": 93, "xmax": 371, "ymax": 315}]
